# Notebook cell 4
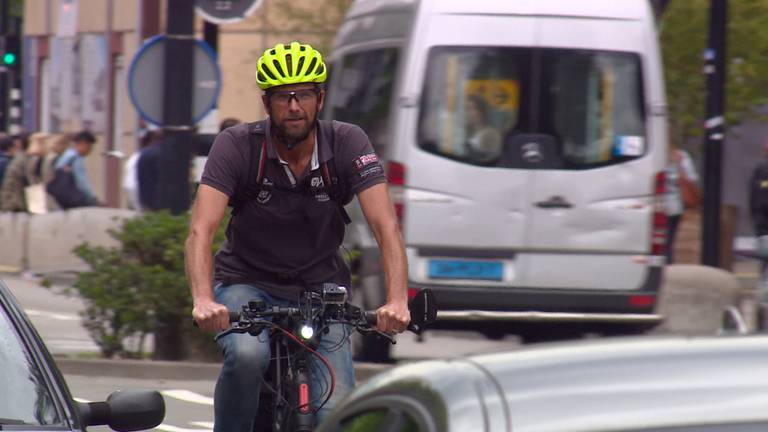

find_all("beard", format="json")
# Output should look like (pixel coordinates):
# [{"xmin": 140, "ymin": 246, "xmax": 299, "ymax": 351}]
[{"xmin": 273, "ymin": 110, "xmax": 318, "ymax": 150}]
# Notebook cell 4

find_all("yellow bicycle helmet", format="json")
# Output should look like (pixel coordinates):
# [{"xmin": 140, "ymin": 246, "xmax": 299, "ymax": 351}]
[{"xmin": 255, "ymin": 42, "xmax": 327, "ymax": 90}]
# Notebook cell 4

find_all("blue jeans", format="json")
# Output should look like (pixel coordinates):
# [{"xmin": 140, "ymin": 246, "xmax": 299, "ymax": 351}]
[{"xmin": 213, "ymin": 283, "xmax": 355, "ymax": 432}]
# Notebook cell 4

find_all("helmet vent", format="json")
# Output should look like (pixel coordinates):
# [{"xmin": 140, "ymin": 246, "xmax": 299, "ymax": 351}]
[
  {"xmin": 307, "ymin": 57, "xmax": 318, "ymax": 76},
  {"xmin": 273, "ymin": 59, "xmax": 285, "ymax": 77},
  {"xmin": 285, "ymin": 54, "xmax": 293, "ymax": 75},
  {"xmin": 260, "ymin": 64, "xmax": 276, "ymax": 80},
  {"xmin": 297, "ymin": 57, "xmax": 306, "ymax": 76},
  {"xmin": 316, "ymin": 63, "xmax": 325, "ymax": 76}
]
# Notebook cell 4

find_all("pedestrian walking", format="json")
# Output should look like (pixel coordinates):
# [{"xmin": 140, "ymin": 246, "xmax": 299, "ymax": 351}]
[
  {"xmin": 0, "ymin": 134, "xmax": 15, "ymax": 190},
  {"xmin": 123, "ymin": 126, "xmax": 161, "ymax": 211},
  {"xmin": 749, "ymin": 141, "xmax": 768, "ymax": 327},
  {"xmin": 48, "ymin": 130, "xmax": 100, "ymax": 209},
  {"xmin": 218, "ymin": 117, "xmax": 241, "ymax": 133},
  {"xmin": 136, "ymin": 130, "xmax": 163, "ymax": 211},
  {"xmin": 1, "ymin": 133, "xmax": 46, "ymax": 212},
  {"xmin": 664, "ymin": 143, "xmax": 700, "ymax": 263}
]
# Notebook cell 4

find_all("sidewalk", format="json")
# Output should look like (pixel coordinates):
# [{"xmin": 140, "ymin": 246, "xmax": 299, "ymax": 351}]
[{"xmin": 53, "ymin": 356, "xmax": 390, "ymax": 383}]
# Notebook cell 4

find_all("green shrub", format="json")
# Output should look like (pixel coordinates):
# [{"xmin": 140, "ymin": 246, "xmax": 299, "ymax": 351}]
[{"xmin": 67, "ymin": 211, "xmax": 227, "ymax": 360}]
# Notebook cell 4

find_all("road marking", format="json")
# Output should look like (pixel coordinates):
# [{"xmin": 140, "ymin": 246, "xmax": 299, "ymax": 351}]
[
  {"xmin": 161, "ymin": 390, "xmax": 214, "ymax": 406},
  {"xmin": 155, "ymin": 424, "xmax": 211, "ymax": 432},
  {"xmin": 24, "ymin": 309, "xmax": 80, "ymax": 321}
]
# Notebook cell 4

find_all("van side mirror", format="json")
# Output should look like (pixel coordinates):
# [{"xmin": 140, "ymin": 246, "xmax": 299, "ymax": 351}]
[
  {"xmin": 77, "ymin": 390, "xmax": 165, "ymax": 431},
  {"xmin": 407, "ymin": 289, "xmax": 438, "ymax": 334}
]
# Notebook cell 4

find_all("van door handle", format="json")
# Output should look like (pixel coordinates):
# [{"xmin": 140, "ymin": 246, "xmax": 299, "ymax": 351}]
[{"xmin": 535, "ymin": 196, "xmax": 572, "ymax": 209}]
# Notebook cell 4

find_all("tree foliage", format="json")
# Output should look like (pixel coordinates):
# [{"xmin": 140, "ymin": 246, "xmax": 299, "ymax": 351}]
[
  {"xmin": 271, "ymin": 0, "xmax": 353, "ymax": 53},
  {"xmin": 9, "ymin": 0, "xmax": 23, "ymax": 17},
  {"xmin": 65, "ymin": 211, "xmax": 227, "ymax": 359},
  {"xmin": 661, "ymin": 0, "xmax": 768, "ymax": 151}
]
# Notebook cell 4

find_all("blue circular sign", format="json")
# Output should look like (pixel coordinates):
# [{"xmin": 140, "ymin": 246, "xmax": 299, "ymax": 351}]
[{"xmin": 128, "ymin": 35, "xmax": 222, "ymax": 126}]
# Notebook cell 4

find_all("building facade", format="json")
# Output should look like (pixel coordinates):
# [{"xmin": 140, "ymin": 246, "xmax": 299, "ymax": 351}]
[{"xmin": 22, "ymin": 0, "xmax": 347, "ymax": 207}]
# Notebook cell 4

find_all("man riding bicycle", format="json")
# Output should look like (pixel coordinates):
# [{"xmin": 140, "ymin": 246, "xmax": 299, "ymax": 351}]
[{"xmin": 185, "ymin": 41, "xmax": 410, "ymax": 432}]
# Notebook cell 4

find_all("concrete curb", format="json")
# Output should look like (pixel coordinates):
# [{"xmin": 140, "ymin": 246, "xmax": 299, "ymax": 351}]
[{"xmin": 55, "ymin": 356, "xmax": 391, "ymax": 382}]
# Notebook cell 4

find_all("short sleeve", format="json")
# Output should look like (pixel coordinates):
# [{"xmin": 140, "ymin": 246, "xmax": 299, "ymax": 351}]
[
  {"xmin": 200, "ymin": 130, "xmax": 247, "ymax": 197},
  {"xmin": 679, "ymin": 150, "xmax": 700, "ymax": 183},
  {"xmin": 336, "ymin": 124, "xmax": 386, "ymax": 195}
]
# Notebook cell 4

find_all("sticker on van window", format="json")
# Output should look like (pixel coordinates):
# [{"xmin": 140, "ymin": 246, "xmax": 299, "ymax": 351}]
[{"xmin": 613, "ymin": 136, "xmax": 645, "ymax": 157}]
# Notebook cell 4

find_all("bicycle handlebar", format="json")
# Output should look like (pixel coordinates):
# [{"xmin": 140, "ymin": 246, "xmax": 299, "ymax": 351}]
[{"xmin": 194, "ymin": 286, "xmax": 437, "ymax": 345}]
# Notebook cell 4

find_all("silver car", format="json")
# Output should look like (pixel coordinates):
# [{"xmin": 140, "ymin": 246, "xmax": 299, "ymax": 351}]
[
  {"xmin": 0, "ymin": 279, "xmax": 165, "ymax": 431},
  {"xmin": 318, "ymin": 335, "xmax": 768, "ymax": 432}
]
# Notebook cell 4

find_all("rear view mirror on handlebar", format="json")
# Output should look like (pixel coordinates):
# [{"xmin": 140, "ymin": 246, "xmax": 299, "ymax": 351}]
[{"xmin": 407, "ymin": 289, "xmax": 438, "ymax": 335}]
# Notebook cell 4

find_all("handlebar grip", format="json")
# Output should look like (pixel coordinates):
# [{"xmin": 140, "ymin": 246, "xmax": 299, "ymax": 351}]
[
  {"xmin": 364, "ymin": 310, "xmax": 377, "ymax": 326},
  {"xmin": 192, "ymin": 310, "xmax": 241, "ymax": 328}
]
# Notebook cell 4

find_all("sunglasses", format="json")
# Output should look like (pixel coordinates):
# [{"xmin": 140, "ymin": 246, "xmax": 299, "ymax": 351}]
[{"xmin": 268, "ymin": 88, "xmax": 320, "ymax": 106}]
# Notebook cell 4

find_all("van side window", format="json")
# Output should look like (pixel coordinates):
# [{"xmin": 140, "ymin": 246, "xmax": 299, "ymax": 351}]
[
  {"xmin": 540, "ymin": 50, "xmax": 646, "ymax": 168},
  {"xmin": 325, "ymin": 48, "xmax": 400, "ymax": 152},
  {"xmin": 418, "ymin": 47, "xmax": 527, "ymax": 166}
]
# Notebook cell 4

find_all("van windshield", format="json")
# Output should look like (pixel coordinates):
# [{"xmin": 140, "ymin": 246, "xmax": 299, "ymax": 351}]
[{"xmin": 418, "ymin": 47, "xmax": 645, "ymax": 169}]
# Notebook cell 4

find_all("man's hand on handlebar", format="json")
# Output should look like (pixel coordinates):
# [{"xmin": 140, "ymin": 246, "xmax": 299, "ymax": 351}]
[
  {"xmin": 375, "ymin": 299, "xmax": 411, "ymax": 334},
  {"xmin": 193, "ymin": 299, "xmax": 231, "ymax": 333}
]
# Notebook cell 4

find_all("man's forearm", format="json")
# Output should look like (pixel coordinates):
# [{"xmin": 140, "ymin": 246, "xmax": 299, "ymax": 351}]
[
  {"xmin": 377, "ymin": 223, "xmax": 408, "ymax": 303},
  {"xmin": 185, "ymin": 231, "xmax": 215, "ymax": 302}
]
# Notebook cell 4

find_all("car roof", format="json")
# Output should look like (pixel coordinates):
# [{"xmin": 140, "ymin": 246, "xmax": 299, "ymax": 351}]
[
  {"xmin": 470, "ymin": 335, "xmax": 768, "ymax": 431},
  {"xmin": 350, "ymin": 335, "xmax": 768, "ymax": 432}
]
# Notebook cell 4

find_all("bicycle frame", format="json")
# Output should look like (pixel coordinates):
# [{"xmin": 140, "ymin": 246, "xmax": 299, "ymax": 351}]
[
  {"xmin": 211, "ymin": 285, "xmax": 437, "ymax": 432},
  {"xmin": 258, "ymin": 313, "xmax": 321, "ymax": 432}
]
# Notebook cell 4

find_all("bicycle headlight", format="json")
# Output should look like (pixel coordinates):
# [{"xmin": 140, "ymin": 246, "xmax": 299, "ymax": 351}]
[{"xmin": 299, "ymin": 324, "xmax": 314, "ymax": 340}]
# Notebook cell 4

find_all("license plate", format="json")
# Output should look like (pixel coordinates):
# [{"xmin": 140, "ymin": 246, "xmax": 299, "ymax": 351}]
[{"xmin": 428, "ymin": 259, "xmax": 503, "ymax": 281}]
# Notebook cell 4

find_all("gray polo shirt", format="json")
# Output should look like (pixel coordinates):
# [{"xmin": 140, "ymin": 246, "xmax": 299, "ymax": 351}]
[{"xmin": 201, "ymin": 119, "xmax": 386, "ymax": 300}]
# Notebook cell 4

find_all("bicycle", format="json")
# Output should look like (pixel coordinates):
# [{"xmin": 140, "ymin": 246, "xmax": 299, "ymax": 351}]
[{"xmin": 202, "ymin": 284, "xmax": 437, "ymax": 432}]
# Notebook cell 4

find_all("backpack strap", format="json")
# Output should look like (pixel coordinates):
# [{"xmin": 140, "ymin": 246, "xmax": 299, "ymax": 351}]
[
  {"xmin": 318, "ymin": 120, "xmax": 351, "ymax": 225},
  {"xmin": 230, "ymin": 121, "xmax": 267, "ymax": 215}
]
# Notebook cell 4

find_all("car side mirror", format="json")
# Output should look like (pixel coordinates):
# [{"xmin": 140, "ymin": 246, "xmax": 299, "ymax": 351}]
[
  {"xmin": 407, "ymin": 289, "xmax": 438, "ymax": 334},
  {"xmin": 77, "ymin": 390, "xmax": 165, "ymax": 432}
]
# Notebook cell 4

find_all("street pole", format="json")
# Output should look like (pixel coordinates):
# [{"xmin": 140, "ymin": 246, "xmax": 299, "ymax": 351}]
[
  {"xmin": 203, "ymin": 20, "xmax": 218, "ymax": 54},
  {"xmin": 0, "ymin": 0, "xmax": 9, "ymax": 132},
  {"xmin": 701, "ymin": 0, "xmax": 727, "ymax": 267},
  {"xmin": 159, "ymin": 0, "xmax": 195, "ymax": 214}
]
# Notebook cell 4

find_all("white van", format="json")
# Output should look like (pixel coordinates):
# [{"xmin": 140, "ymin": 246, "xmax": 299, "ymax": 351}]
[{"xmin": 324, "ymin": 0, "xmax": 668, "ymax": 361}]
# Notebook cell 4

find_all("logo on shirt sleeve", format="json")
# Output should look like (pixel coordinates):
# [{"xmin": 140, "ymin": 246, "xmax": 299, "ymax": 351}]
[
  {"xmin": 353, "ymin": 153, "xmax": 379, "ymax": 170},
  {"xmin": 353, "ymin": 153, "xmax": 383, "ymax": 179}
]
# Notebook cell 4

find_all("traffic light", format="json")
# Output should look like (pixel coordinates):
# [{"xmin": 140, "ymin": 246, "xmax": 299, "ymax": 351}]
[
  {"xmin": 2, "ymin": 34, "xmax": 19, "ymax": 68},
  {"xmin": 2, "ymin": 51, "xmax": 16, "ymax": 66}
]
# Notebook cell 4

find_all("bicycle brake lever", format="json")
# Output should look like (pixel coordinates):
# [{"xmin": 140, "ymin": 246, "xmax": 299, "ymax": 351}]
[
  {"xmin": 366, "ymin": 328, "xmax": 396, "ymax": 345},
  {"xmin": 215, "ymin": 322, "xmax": 260, "ymax": 341}
]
